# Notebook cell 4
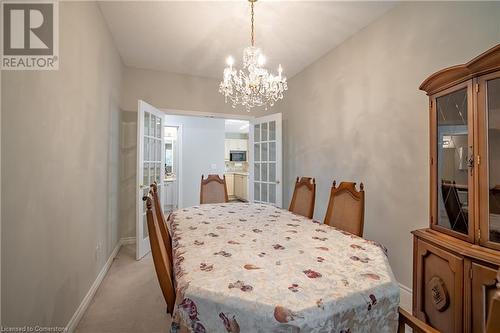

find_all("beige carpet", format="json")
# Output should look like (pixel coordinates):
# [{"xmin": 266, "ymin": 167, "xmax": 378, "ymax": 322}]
[{"xmin": 75, "ymin": 244, "xmax": 171, "ymax": 333}]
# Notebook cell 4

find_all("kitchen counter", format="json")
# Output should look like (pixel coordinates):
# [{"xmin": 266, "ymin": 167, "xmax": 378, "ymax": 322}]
[{"xmin": 225, "ymin": 171, "xmax": 248, "ymax": 176}]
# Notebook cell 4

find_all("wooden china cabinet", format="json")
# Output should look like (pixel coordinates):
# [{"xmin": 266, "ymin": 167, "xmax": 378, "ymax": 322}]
[{"xmin": 413, "ymin": 44, "xmax": 500, "ymax": 333}]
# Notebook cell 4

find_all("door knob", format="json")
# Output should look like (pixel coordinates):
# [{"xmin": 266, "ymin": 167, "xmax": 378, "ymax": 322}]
[{"xmin": 276, "ymin": 180, "xmax": 280, "ymax": 184}]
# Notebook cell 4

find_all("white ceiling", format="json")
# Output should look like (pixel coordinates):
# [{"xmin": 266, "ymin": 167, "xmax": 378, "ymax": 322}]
[{"xmin": 99, "ymin": 1, "xmax": 395, "ymax": 79}]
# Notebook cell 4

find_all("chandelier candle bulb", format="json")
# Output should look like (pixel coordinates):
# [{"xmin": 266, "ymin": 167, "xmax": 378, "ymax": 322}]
[
  {"xmin": 219, "ymin": 0, "xmax": 287, "ymax": 111},
  {"xmin": 258, "ymin": 54, "xmax": 266, "ymax": 66}
]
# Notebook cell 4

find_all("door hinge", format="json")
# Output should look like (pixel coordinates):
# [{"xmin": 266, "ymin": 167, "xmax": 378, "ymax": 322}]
[
  {"xmin": 475, "ymin": 83, "xmax": 479, "ymax": 93},
  {"xmin": 430, "ymin": 216, "xmax": 434, "ymax": 224},
  {"xmin": 430, "ymin": 157, "xmax": 434, "ymax": 165},
  {"xmin": 429, "ymin": 100, "xmax": 433, "ymax": 109},
  {"xmin": 477, "ymin": 155, "xmax": 481, "ymax": 166},
  {"xmin": 477, "ymin": 228, "xmax": 481, "ymax": 242}
]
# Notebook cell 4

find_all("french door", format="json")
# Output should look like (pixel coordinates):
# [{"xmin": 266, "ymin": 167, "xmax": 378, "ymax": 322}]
[
  {"xmin": 136, "ymin": 100, "xmax": 165, "ymax": 259},
  {"xmin": 249, "ymin": 113, "xmax": 282, "ymax": 207}
]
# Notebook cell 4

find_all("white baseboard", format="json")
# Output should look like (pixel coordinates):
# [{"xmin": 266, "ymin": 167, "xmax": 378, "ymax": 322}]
[
  {"xmin": 399, "ymin": 283, "xmax": 413, "ymax": 312},
  {"xmin": 120, "ymin": 236, "xmax": 136, "ymax": 245},
  {"xmin": 65, "ymin": 237, "xmax": 134, "ymax": 332}
]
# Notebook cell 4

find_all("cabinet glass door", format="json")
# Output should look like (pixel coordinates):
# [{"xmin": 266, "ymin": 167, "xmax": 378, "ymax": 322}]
[
  {"xmin": 479, "ymin": 73, "xmax": 500, "ymax": 248},
  {"xmin": 433, "ymin": 84, "xmax": 474, "ymax": 241},
  {"xmin": 486, "ymin": 77, "xmax": 500, "ymax": 243}
]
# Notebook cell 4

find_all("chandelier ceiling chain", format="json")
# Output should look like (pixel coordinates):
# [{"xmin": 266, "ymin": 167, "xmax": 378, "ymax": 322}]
[
  {"xmin": 219, "ymin": 0, "xmax": 288, "ymax": 111},
  {"xmin": 250, "ymin": 0, "xmax": 254, "ymax": 47}
]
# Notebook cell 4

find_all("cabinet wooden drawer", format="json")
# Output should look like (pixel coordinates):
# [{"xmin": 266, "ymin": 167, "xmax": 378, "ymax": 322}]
[
  {"xmin": 414, "ymin": 238, "xmax": 464, "ymax": 333},
  {"xmin": 470, "ymin": 262, "xmax": 498, "ymax": 333}
]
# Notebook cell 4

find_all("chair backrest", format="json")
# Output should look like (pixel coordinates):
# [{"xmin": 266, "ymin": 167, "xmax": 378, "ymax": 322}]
[
  {"xmin": 200, "ymin": 174, "xmax": 229, "ymax": 204},
  {"xmin": 143, "ymin": 192, "xmax": 175, "ymax": 314},
  {"xmin": 486, "ymin": 268, "xmax": 500, "ymax": 333},
  {"xmin": 324, "ymin": 181, "xmax": 365, "ymax": 237},
  {"xmin": 441, "ymin": 180, "xmax": 468, "ymax": 233},
  {"xmin": 151, "ymin": 182, "xmax": 173, "ymax": 267},
  {"xmin": 398, "ymin": 307, "xmax": 439, "ymax": 333},
  {"xmin": 289, "ymin": 177, "xmax": 316, "ymax": 219}
]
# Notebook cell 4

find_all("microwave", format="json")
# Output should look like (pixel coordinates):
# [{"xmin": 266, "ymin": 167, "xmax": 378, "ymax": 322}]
[{"xmin": 230, "ymin": 151, "xmax": 247, "ymax": 162}]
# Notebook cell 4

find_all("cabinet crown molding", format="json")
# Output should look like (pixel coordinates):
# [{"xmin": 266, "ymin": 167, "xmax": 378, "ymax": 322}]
[{"xmin": 420, "ymin": 44, "xmax": 500, "ymax": 95}]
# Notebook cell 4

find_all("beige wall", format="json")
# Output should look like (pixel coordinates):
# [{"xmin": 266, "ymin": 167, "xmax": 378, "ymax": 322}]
[
  {"xmin": 1, "ymin": 2, "xmax": 123, "ymax": 327},
  {"xmin": 275, "ymin": 1, "xmax": 500, "ymax": 289},
  {"xmin": 119, "ymin": 111, "xmax": 137, "ymax": 239}
]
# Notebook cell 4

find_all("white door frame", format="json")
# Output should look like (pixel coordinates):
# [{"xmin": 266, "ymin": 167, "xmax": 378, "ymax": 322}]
[
  {"xmin": 160, "ymin": 108, "xmax": 254, "ymax": 121},
  {"xmin": 163, "ymin": 122, "xmax": 184, "ymax": 209}
]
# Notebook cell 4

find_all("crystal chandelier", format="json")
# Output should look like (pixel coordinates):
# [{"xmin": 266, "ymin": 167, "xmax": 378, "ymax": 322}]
[{"xmin": 219, "ymin": 0, "xmax": 287, "ymax": 111}]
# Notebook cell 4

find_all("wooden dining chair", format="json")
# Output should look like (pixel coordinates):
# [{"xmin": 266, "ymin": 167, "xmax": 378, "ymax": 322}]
[
  {"xmin": 200, "ymin": 174, "xmax": 229, "ymax": 204},
  {"xmin": 323, "ymin": 181, "xmax": 365, "ymax": 237},
  {"xmin": 143, "ymin": 192, "xmax": 176, "ymax": 314},
  {"xmin": 151, "ymin": 182, "xmax": 173, "ymax": 267},
  {"xmin": 397, "ymin": 307, "xmax": 439, "ymax": 333},
  {"xmin": 288, "ymin": 177, "xmax": 316, "ymax": 219}
]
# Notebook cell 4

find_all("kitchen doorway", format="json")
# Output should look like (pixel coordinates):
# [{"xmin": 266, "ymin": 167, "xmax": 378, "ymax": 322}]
[
  {"xmin": 224, "ymin": 119, "xmax": 250, "ymax": 202},
  {"xmin": 163, "ymin": 126, "xmax": 181, "ymax": 214},
  {"xmin": 160, "ymin": 109, "xmax": 282, "ymax": 209}
]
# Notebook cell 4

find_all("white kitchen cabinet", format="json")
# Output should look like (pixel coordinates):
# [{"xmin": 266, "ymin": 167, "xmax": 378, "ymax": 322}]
[
  {"xmin": 234, "ymin": 174, "xmax": 242, "ymax": 198},
  {"xmin": 234, "ymin": 139, "xmax": 248, "ymax": 151},
  {"xmin": 233, "ymin": 174, "xmax": 248, "ymax": 201},
  {"xmin": 233, "ymin": 139, "xmax": 248, "ymax": 151},
  {"xmin": 241, "ymin": 175, "xmax": 247, "ymax": 200},
  {"xmin": 225, "ymin": 173, "xmax": 234, "ymax": 197},
  {"xmin": 163, "ymin": 180, "xmax": 177, "ymax": 213}
]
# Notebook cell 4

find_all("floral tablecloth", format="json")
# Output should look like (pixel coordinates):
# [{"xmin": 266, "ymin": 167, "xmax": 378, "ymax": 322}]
[{"xmin": 169, "ymin": 203, "xmax": 399, "ymax": 333}]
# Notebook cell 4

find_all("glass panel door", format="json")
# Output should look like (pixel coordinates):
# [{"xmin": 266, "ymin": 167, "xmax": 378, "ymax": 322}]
[
  {"xmin": 250, "ymin": 113, "xmax": 282, "ymax": 207},
  {"xmin": 486, "ymin": 78, "xmax": 500, "ymax": 243},
  {"xmin": 136, "ymin": 100, "xmax": 165, "ymax": 260},
  {"xmin": 479, "ymin": 73, "xmax": 500, "ymax": 248},
  {"xmin": 434, "ymin": 85, "xmax": 473, "ymax": 240}
]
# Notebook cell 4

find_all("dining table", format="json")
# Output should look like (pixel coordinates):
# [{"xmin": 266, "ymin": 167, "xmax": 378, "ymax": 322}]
[{"xmin": 168, "ymin": 202, "xmax": 400, "ymax": 333}]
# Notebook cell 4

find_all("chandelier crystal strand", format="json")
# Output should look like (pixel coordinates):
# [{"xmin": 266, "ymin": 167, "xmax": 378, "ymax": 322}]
[{"xmin": 219, "ymin": 0, "xmax": 287, "ymax": 112}]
